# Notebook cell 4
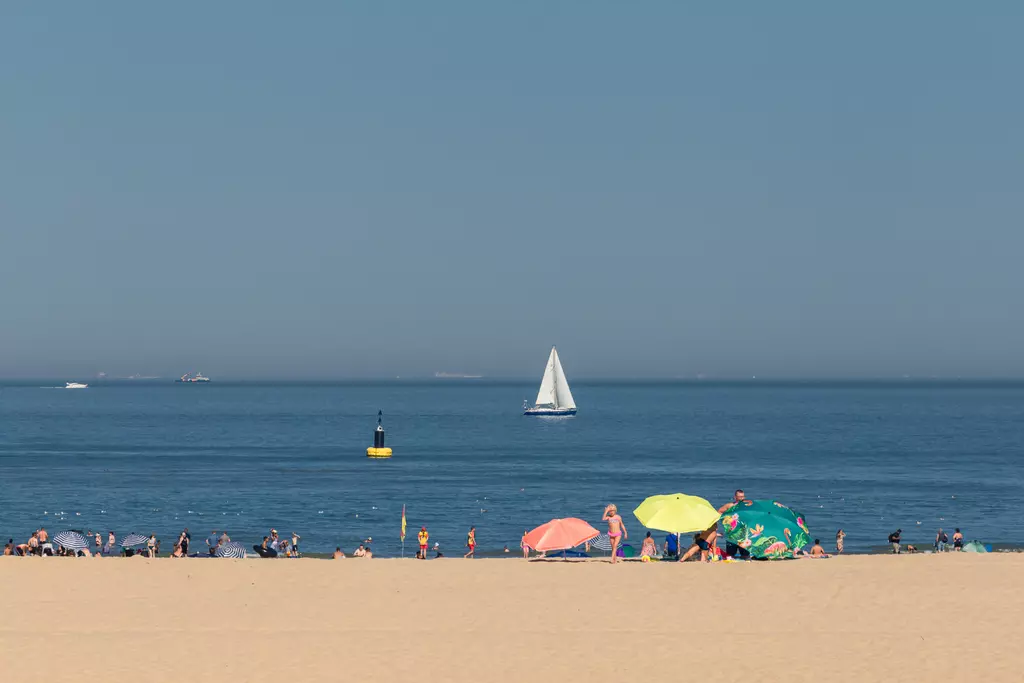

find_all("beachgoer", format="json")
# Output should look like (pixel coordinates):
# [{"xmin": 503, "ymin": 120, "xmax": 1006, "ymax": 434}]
[
  {"xmin": 935, "ymin": 528, "xmax": 948, "ymax": 553},
  {"xmin": 503, "ymin": 545, "xmax": 509, "ymax": 553},
  {"xmin": 906, "ymin": 544, "xmax": 918, "ymax": 553},
  {"xmin": 38, "ymin": 527, "xmax": 49, "ymax": 544},
  {"xmin": 640, "ymin": 531, "xmax": 657, "ymax": 558},
  {"xmin": 3, "ymin": 540, "xmax": 12, "ymax": 555},
  {"xmin": 28, "ymin": 532, "xmax": 40, "ymax": 556},
  {"xmin": 219, "ymin": 531, "xmax": 231, "ymax": 547},
  {"xmin": 719, "ymin": 489, "xmax": 750, "ymax": 558},
  {"xmin": 464, "ymin": 527, "xmax": 476, "ymax": 559},
  {"xmin": 663, "ymin": 533, "xmax": 680, "ymax": 559},
  {"xmin": 836, "ymin": 529, "xmax": 846, "ymax": 554},
  {"xmin": 207, "ymin": 530, "xmax": 219, "ymax": 556},
  {"xmin": 521, "ymin": 531, "xmax": 530, "ymax": 559},
  {"xmin": 952, "ymin": 528, "xmax": 963, "ymax": 551},
  {"xmin": 354, "ymin": 545, "xmax": 366, "ymax": 557},
  {"xmin": 810, "ymin": 539, "xmax": 829, "ymax": 558},
  {"xmin": 291, "ymin": 532, "xmax": 301, "ymax": 557},
  {"xmin": 154, "ymin": 539, "xmax": 161, "ymax": 556},
  {"xmin": 364, "ymin": 546, "xmax": 373, "ymax": 559},
  {"xmin": 180, "ymin": 528, "xmax": 190, "ymax": 556},
  {"xmin": 105, "ymin": 531, "xmax": 115, "ymax": 555},
  {"xmin": 147, "ymin": 534, "xmax": 156, "ymax": 558},
  {"xmin": 679, "ymin": 524, "xmax": 715, "ymax": 562},
  {"xmin": 269, "ymin": 530, "xmax": 280, "ymax": 552},
  {"xmin": 418, "ymin": 527, "xmax": 429, "ymax": 560},
  {"xmin": 888, "ymin": 529, "xmax": 902, "ymax": 554},
  {"xmin": 602, "ymin": 504, "xmax": 628, "ymax": 564},
  {"xmin": 333, "ymin": 547, "xmax": 345, "ymax": 559}
]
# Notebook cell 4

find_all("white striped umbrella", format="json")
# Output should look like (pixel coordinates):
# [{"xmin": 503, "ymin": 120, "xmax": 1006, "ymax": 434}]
[
  {"xmin": 53, "ymin": 531, "xmax": 90, "ymax": 551},
  {"xmin": 215, "ymin": 542, "xmax": 247, "ymax": 558},
  {"xmin": 588, "ymin": 533, "xmax": 612, "ymax": 551},
  {"xmin": 120, "ymin": 533, "xmax": 150, "ymax": 548}
]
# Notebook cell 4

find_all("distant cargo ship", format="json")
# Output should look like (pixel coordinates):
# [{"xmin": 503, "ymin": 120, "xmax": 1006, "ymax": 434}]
[
  {"xmin": 176, "ymin": 372, "xmax": 211, "ymax": 383},
  {"xmin": 434, "ymin": 372, "xmax": 483, "ymax": 379}
]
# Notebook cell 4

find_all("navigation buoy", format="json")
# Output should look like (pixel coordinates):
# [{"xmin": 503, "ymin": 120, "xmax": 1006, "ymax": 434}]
[{"xmin": 366, "ymin": 410, "xmax": 392, "ymax": 458}]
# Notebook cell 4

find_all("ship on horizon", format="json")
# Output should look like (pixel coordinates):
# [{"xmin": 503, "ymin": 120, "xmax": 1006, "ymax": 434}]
[
  {"xmin": 175, "ymin": 372, "xmax": 211, "ymax": 383},
  {"xmin": 434, "ymin": 371, "xmax": 483, "ymax": 379}
]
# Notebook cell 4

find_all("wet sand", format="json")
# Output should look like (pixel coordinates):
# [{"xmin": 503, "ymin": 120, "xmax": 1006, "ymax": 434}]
[{"xmin": 1, "ymin": 554, "xmax": 1021, "ymax": 682}]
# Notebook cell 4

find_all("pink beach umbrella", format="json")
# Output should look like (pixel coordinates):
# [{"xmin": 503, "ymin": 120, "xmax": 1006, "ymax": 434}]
[{"xmin": 524, "ymin": 517, "xmax": 600, "ymax": 552}]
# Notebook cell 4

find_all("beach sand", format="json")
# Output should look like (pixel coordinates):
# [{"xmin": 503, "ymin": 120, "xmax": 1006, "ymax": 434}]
[{"xmin": 1, "ymin": 554, "xmax": 1021, "ymax": 682}]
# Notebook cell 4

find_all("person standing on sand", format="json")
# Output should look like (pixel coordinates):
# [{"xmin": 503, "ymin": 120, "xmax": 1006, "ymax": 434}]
[
  {"xmin": 464, "ymin": 527, "xmax": 476, "ymax": 558},
  {"xmin": 888, "ymin": 529, "xmax": 902, "ymax": 554},
  {"xmin": 521, "ymin": 531, "xmax": 530, "ymax": 559},
  {"xmin": 418, "ymin": 527, "xmax": 429, "ymax": 560},
  {"xmin": 147, "ymin": 534, "xmax": 156, "ymax": 558},
  {"xmin": 206, "ymin": 530, "xmax": 219, "ymax": 556},
  {"xmin": 106, "ymin": 531, "xmax": 115, "ymax": 555},
  {"xmin": 836, "ymin": 529, "xmax": 846, "ymax": 554},
  {"xmin": 935, "ymin": 528, "xmax": 948, "ymax": 553},
  {"xmin": 952, "ymin": 528, "xmax": 963, "ymax": 551},
  {"xmin": 291, "ymin": 532, "xmax": 301, "ymax": 557},
  {"xmin": 602, "ymin": 504, "xmax": 627, "ymax": 564},
  {"xmin": 719, "ymin": 489, "xmax": 750, "ymax": 559}
]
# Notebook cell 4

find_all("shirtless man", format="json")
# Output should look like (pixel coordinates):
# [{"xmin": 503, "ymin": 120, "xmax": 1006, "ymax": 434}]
[
  {"xmin": 333, "ymin": 547, "xmax": 345, "ymax": 559},
  {"xmin": 719, "ymin": 489, "xmax": 750, "ymax": 559},
  {"xmin": 38, "ymin": 527, "xmax": 49, "ymax": 544},
  {"xmin": 602, "ymin": 504, "xmax": 628, "ymax": 564},
  {"xmin": 810, "ymin": 539, "xmax": 829, "ymax": 558},
  {"xmin": 679, "ymin": 524, "xmax": 716, "ymax": 562}
]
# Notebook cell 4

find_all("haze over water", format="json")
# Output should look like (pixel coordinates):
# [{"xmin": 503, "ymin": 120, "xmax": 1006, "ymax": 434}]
[{"xmin": 2, "ymin": 380, "xmax": 1021, "ymax": 556}]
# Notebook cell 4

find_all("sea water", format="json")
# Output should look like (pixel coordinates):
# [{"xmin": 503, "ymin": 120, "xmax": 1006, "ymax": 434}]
[{"xmin": 1, "ymin": 380, "xmax": 1022, "ymax": 556}]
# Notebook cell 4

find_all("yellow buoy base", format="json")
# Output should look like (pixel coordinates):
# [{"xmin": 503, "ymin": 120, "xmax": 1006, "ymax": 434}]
[{"xmin": 366, "ymin": 447, "xmax": 392, "ymax": 458}]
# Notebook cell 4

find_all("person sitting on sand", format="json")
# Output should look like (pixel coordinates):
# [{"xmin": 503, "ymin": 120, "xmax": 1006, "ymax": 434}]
[
  {"xmin": 333, "ymin": 547, "xmax": 345, "ymax": 559},
  {"xmin": 810, "ymin": 539, "xmax": 829, "ymax": 558},
  {"xmin": 602, "ymin": 504, "xmax": 628, "ymax": 564},
  {"xmin": 3, "ymin": 540, "xmax": 12, "ymax": 556},
  {"xmin": 354, "ymin": 545, "xmax": 366, "ymax": 557},
  {"xmin": 640, "ymin": 532, "xmax": 657, "ymax": 558},
  {"xmin": 663, "ymin": 533, "xmax": 680, "ymax": 559}
]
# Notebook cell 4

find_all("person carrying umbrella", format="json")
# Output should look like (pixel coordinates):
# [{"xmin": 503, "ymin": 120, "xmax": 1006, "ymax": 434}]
[{"xmin": 719, "ymin": 489, "xmax": 749, "ymax": 559}]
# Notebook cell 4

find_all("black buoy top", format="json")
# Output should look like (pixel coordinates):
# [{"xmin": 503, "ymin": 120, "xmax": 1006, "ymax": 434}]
[{"xmin": 374, "ymin": 410, "xmax": 385, "ymax": 448}]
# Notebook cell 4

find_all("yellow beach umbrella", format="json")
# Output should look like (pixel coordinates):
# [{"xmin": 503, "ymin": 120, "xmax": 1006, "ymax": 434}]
[{"xmin": 633, "ymin": 493, "xmax": 721, "ymax": 534}]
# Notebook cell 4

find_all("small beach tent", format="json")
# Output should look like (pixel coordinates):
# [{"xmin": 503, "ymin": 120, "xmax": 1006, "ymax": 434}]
[{"xmin": 963, "ymin": 541, "xmax": 988, "ymax": 553}]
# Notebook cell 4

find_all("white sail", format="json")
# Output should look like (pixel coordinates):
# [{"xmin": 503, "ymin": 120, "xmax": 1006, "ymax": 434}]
[
  {"xmin": 534, "ymin": 347, "xmax": 558, "ymax": 406},
  {"xmin": 552, "ymin": 349, "xmax": 575, "ymax": 409}
]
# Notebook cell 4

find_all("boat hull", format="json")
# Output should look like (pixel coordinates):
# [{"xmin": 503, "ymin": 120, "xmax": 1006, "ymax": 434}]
[{"xmin": 524, "ymin": 407, "xmax": 577, "ymax": 416}]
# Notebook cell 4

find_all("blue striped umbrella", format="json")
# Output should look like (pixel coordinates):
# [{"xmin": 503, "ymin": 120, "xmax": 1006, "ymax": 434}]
[
  {"xmin": 215, "ymin": 542, "xmax": 247, "ymax": 558},
  {"xmin": 53, "ymin": 531, "xmax": 90, "ymax": 551},
  {"xmin": 120, "ymin": 533, "xmax": 150, "ymax": 548},
  {"xmin": 588, "ymin": 533, "xmax": 612, "ymax": 551}
]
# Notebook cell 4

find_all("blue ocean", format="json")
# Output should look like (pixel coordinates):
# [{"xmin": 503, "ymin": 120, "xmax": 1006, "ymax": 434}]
[{"xmin": 2, "ymin": 381, "xmax": 1022, "ymax": 556}]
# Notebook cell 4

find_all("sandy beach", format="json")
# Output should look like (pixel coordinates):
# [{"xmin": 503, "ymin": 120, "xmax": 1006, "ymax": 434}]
[{"xmin": 2, "ymin": 554, "xmax": 1022, "ymax": 682}]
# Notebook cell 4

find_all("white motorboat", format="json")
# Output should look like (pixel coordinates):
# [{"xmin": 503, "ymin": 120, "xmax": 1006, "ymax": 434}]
[{"xmin": 65, "ymin": 382, "xmax": 88, "ymax": 389}]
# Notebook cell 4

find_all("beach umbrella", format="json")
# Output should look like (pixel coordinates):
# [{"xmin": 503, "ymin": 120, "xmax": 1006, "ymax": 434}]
[
  {"xmin": 719, "ymin": 499, "xmax": 811, "ymax": 560},
  {"xmin": 119, "ymin": 533, "xmax": 150, "ymax": 548},
  {"xmin": 588, "ymin": 533, "xmax": 612, "ymax": 551},
  {"xmin": 633, "ymin": 493, "xmax": 721, "ymax": 534},
  {"xmin": 53, "ymin": 531, "xmax": 90, "ymax": 551},
  {"xmin": 215, "ymin": 541, "xmax": 247, "ymax": 558},
  {"xmin": 524, "ymin": 518, "xmax": 600, "ymax": 552},
  {"xmin": 963, "ymin": 541, "xmax": 988, "ymax": 553}
]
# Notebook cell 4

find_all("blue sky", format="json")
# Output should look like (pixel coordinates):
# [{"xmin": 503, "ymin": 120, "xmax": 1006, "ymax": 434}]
[{"xmin": 2, "ymin": 3, "xmax": 1022, "ymax": 378}]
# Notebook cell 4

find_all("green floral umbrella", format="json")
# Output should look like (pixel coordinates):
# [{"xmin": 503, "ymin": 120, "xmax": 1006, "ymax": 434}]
[{"xmin": 719, "ymin": 499, "xmax": 811, "ymax": 559}]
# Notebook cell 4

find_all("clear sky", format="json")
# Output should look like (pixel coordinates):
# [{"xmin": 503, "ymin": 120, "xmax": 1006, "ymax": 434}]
[{"xmin": 2, "ymin": 3, "xmax": 1022, "ymax": 379}]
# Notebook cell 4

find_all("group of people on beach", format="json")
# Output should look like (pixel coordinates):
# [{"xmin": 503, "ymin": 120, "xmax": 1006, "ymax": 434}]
[{"xmin": 886, "ymin": 527, "xmax": 964, "ymax": 554}]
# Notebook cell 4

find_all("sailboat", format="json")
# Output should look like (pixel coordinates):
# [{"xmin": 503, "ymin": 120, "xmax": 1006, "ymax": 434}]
[{"xmin": 524, "ymin": 346, "xmax": 577, "ymax": 416}]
